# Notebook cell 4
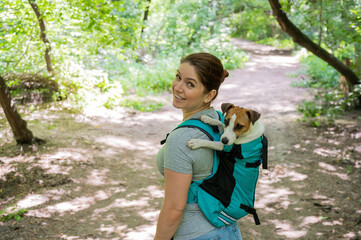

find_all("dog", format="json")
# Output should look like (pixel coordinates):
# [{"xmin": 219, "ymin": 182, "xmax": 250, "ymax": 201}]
[{"xmin": 187, "ymin": 103, "xmax": 264, "ymax": 151}]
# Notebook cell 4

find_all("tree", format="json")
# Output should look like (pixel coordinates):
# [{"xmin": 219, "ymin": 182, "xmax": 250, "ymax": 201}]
[
  {"xmin": 0, "ymin": 75, "xmax": 34, "ymax": 144},
  {"xmin": 141, "ymin": 0, "xmax": 151, "ymax": 36},
  {"xmin": 268, "ymin": 0, "xmax": 360, "ymax": 91},
  {"xmin": 28, "ymin": 0, "xmax": 54, "ymax": 75}
]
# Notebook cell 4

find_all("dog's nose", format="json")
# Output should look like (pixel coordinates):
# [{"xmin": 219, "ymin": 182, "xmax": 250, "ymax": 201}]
[{"xmin": 221, "ymin": 137, "xmax": 229, "ymax": 145}]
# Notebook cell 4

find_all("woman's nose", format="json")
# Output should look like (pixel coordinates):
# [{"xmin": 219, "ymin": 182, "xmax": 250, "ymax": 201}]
[{"xmin": 173, "ymin": 79, "xmax": 183, "ymax": 92}]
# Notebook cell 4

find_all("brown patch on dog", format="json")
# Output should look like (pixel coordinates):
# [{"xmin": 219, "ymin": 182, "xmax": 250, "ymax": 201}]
[{"xmin": 223, "ymin": 105, "xmax": 261, "ymax": 137}]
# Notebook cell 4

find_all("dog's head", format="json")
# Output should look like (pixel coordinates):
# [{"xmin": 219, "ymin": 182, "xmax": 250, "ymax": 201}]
[{"xmin": 220, "ymin": 103, "xmax": 261, "ymax": 145}]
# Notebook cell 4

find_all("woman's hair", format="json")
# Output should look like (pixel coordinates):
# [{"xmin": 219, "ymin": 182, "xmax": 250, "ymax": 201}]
[{"xmin": 181, "ymin": 52, "xmax": 228, "ymax": 101}]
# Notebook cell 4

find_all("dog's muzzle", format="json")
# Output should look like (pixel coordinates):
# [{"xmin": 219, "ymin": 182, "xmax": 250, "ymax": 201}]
[{"xmin": 221, "ymin": 137, "xmax": 229, "ymax": 145}]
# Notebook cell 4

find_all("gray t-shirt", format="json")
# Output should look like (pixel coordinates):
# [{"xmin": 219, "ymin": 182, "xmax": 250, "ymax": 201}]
[{"xmin": 156, "ymin": 108, "xmax": 219, "ymax": 239}]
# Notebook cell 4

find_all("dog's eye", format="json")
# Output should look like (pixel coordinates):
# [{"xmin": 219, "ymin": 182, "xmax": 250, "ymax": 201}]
[
  {"xmin": 224, "ymin": 119, "xmax": 230, "ymax": 126},
  {"xmin": 235, "ymin": 124, "xmax": 244, "ymax": 130}
]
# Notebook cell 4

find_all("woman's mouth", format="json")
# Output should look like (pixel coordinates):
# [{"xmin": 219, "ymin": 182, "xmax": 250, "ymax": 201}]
[{"xmin": 174, "ymin": 94, "xmax": 185, "ymax": 100}]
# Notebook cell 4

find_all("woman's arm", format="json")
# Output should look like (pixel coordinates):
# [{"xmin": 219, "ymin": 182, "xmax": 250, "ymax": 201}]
[{"xmin": 154, "ymin": 168, "xmax": 192, "ymax": 240}]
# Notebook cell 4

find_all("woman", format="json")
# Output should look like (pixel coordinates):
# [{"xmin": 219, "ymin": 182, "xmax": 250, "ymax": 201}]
[{"xmin": 155, "ymin": 53, "xmax": 242, "ymax": 240}]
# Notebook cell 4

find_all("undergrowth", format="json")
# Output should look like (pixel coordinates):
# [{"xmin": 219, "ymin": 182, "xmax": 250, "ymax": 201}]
[
  {"xmin": 293, "ymin": 54, "xmax": 361, "ymax": 127},
  {"xmin": 50, "ymin": 41, "xmax": 248, "ymax": 112}
]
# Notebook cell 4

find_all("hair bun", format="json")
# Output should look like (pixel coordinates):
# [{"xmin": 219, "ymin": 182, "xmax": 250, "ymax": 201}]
[{"xmin": 222, "ymin": 69, "xmax": 229, "ymax": 83}]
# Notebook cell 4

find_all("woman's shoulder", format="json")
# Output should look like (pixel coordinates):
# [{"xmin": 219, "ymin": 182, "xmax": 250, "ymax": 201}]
[
  {"xmin": 191, "ymin": 108, "xmax": 220, "ymax": 120},
  {"xmin": 165, "ymin": 108, "xmax": 220, "ymax": 146},
  {"xmin": 168, "ymin": 126, "xmax": 208, "ymax": 145}
]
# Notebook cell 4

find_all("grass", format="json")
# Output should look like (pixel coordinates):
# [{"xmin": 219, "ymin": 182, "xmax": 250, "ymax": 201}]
[{"xmin": 0, "ymin": 205, "xmax": 28, "ymax": 222}]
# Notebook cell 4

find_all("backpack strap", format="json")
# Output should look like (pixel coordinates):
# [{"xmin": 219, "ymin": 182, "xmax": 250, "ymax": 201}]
[
  {"xmin": 160, "ymin": 111, "xmax": 223, "ymax": 145},
  {"xmin": 159, "ymin": 111, "xmax": 224, "ymax": 204},
  {"xmin": 160, "ymin": 134, "xmax": 169, "ymax": 145},
  {"xmin": 242, "ymin": 135, "xmax": 268, "ymax": 169},
  {"xmin": 240, "ymin": 204, "xmax": 260, "ymax": 225},
  {"xmin": 160, "ymin": 119, "xmax": 215, "ymax": 145},
  {"xmin": 245, "ymin": 160, "xmax": 262, "ymax": 168},
  {"xmin": 261, "ymin": 135, "xmax": 268, "ymax": 169},
  {"xmin": 177, "ymin": 119, "xmax": 217, "ymax": 141}
]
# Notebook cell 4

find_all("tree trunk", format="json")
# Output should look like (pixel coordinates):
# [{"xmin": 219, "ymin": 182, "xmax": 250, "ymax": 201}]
[
  {"xmin": 268, "ymin": 0, "xmax": 360, "ymax": 90},
  {"xmin": 0, "ymin": 76, "xmax": 34, "ymax": 144},
  {"xmin": 140, "ymin": 0, "xmax": 151, "ymax": 37},
  {"xmin": 28, "ymin": 0, "xmax": 54, "ymax": 75}
]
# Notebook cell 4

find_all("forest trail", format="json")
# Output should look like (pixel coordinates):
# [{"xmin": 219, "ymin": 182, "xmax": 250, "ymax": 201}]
[{"xmin": 0, "ymin": 40, "xmax": 360, "ymax": 240}]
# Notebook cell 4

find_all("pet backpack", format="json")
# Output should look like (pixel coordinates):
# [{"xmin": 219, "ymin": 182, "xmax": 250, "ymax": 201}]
[{"xmin": 160, "ymin": 111, "xmax": 268, "ymax": 227}]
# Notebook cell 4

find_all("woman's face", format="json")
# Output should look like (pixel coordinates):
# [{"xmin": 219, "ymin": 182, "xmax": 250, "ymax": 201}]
[{"xmin": 172, "ymin": 62, "xmax": 211, "ymax": 112}]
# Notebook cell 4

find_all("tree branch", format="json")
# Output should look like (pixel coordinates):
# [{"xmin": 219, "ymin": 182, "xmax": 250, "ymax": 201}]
[
  {"xmin": 268, "ymin": 0, "xmax": 360, "ymax": 87},
  {"xmin": 28, "ymin": 0, "xmax": 54, "ymax": 75}
]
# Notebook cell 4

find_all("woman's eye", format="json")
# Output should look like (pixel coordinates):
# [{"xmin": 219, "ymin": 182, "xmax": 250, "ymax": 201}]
[
  {"xmin": 176, "ymin": 74, "xmax": 181, "ymax": 80},
  {"xmin": 187, "ymin": 82, "xmax": 194, "ymax": 87}
]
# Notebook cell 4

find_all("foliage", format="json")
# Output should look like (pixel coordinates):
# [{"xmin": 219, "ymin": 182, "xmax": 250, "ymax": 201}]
[
  {"xmin": 294, "ymin": 54, "xmax": 340, "ymax": 89},
  {"xmin": 227, "ymin": 0, "xmax": 291, "ymax": 46},
  {"xmin": 142, "ymin": 0, "xmax": 248, "ymax": 69},
  {"xmin": 0, "ymin": 0, "xmax": 248, "ymax": 112},
  {"xmin": 0, "ymin": 205, "xmax": 28, "ymax": 222},
  {"xmin": 1, "ymin": 0, "xmax": 359, "ymax": 113},
  {"xmin": 282, "ymin": 0, "xmax": 361, "ymax": 73},
  {"xmin": 296, "ymin": 53, "xmax": 361, "ymax": 126},
  {"xmin": 277, "ymin": 0, "xmax": 361, "ymax": 125},
  {"xmin": 298, "ymin": 84, "xmax": 361, "ymax": 126}
]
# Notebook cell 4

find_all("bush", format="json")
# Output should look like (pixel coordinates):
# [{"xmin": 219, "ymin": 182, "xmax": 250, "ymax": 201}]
[
  {"xmin": 296, "ymin": 54, "xmax": 339, "ymax": 89},
  {"xmin": 295, "ymin": 53, "xmax": 361, "ymax": 126}
]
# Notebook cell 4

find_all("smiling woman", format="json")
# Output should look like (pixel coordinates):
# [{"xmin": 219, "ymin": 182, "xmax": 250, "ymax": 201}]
[
  {"xmin": 172, "ymin": 53, "xmax": 229, "ymax": 121},
  {"xmin": 155, "ymin": 53, "xmax": 242, "ymax": 240},
  {"xmin": 172, "ymin": 62, "xmax": 212, "ymax": 120}
]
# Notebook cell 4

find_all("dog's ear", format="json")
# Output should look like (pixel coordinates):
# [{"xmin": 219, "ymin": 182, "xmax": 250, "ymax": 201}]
[
  {"xmin": 247, "ymin": 110, "xmax": 261, "ymax": 125},
  {"xmin": 221, "ymin": 103, "xmax": 234, "ymax": 115}
]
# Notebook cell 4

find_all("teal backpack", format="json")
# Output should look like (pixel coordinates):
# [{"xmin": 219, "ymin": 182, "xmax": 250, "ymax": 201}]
[{"xmin": 161, "ymin": 111, "xmax": 268, "ymax": 227}]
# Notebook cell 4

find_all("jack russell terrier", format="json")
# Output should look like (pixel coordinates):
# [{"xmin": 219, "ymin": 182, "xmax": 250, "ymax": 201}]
[{"xmin": 187, "ymin": 103, "xmax": 265, "ymax": 151}]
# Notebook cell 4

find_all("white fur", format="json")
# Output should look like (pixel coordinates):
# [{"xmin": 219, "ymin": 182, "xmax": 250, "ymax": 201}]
[
  {"xmin": 187, "ymin": 138, "xmax": 224, "ymax": 151},
  {"xmin": 200, "ymin": 115, "xmax": 224, "ymax": 133},
  {"xmin": 221, "ymin": 114, "xmax": 237, "ymax": 145},
  {"xmin": 234, "ymin": 121, "xmax": 264, "ymax": 144}
]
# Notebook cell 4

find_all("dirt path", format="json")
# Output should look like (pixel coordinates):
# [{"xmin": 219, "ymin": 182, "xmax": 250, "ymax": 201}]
[{"xmin": 0, "ymin": 40, "xmax": 360, "ymax": 240}]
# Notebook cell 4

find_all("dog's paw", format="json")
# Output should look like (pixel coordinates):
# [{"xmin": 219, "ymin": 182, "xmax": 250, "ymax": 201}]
[
  {"xmin": 187, "ymin": 139, "xmax": 202, "ymax": 150},
  {"xmin": 200, "ymin": 115, "xmax": 213, "ymax": 124}
]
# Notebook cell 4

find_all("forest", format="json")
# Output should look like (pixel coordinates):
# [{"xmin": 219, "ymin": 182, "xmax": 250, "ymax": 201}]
[{"xmin": 0, "ymin": 0, "xmax": 360, "ymax": 239}]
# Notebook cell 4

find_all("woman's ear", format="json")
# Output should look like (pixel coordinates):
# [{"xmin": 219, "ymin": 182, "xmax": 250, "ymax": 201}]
[{"xmin": 204, "ymin": 89, "xmax": 217, "ymax": 103}]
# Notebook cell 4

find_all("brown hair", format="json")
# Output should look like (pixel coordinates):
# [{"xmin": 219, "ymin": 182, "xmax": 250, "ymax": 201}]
[{"xmin": 181, "ymin": 52, "xmax": 228, "ymax": 101}]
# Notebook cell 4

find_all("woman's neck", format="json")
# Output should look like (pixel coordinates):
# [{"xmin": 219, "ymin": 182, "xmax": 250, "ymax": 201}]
[{"xmin": 182, "ymin": 105, "xmax": 211, "ymax": 121}]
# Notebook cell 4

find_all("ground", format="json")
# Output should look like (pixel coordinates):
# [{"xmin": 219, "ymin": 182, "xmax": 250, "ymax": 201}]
[{"xmin": 0, "ymin": 40, "xmax": 360, "ymax": 240}]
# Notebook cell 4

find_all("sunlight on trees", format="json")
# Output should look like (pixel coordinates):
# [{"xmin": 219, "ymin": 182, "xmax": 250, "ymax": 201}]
[
  {"xmin": 1, "ymin": 0, "xmax": 248, "ymax": 109},
  {"xmin": 1, "ymin": 0, "xmax": 359, "ymax": 116}
]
